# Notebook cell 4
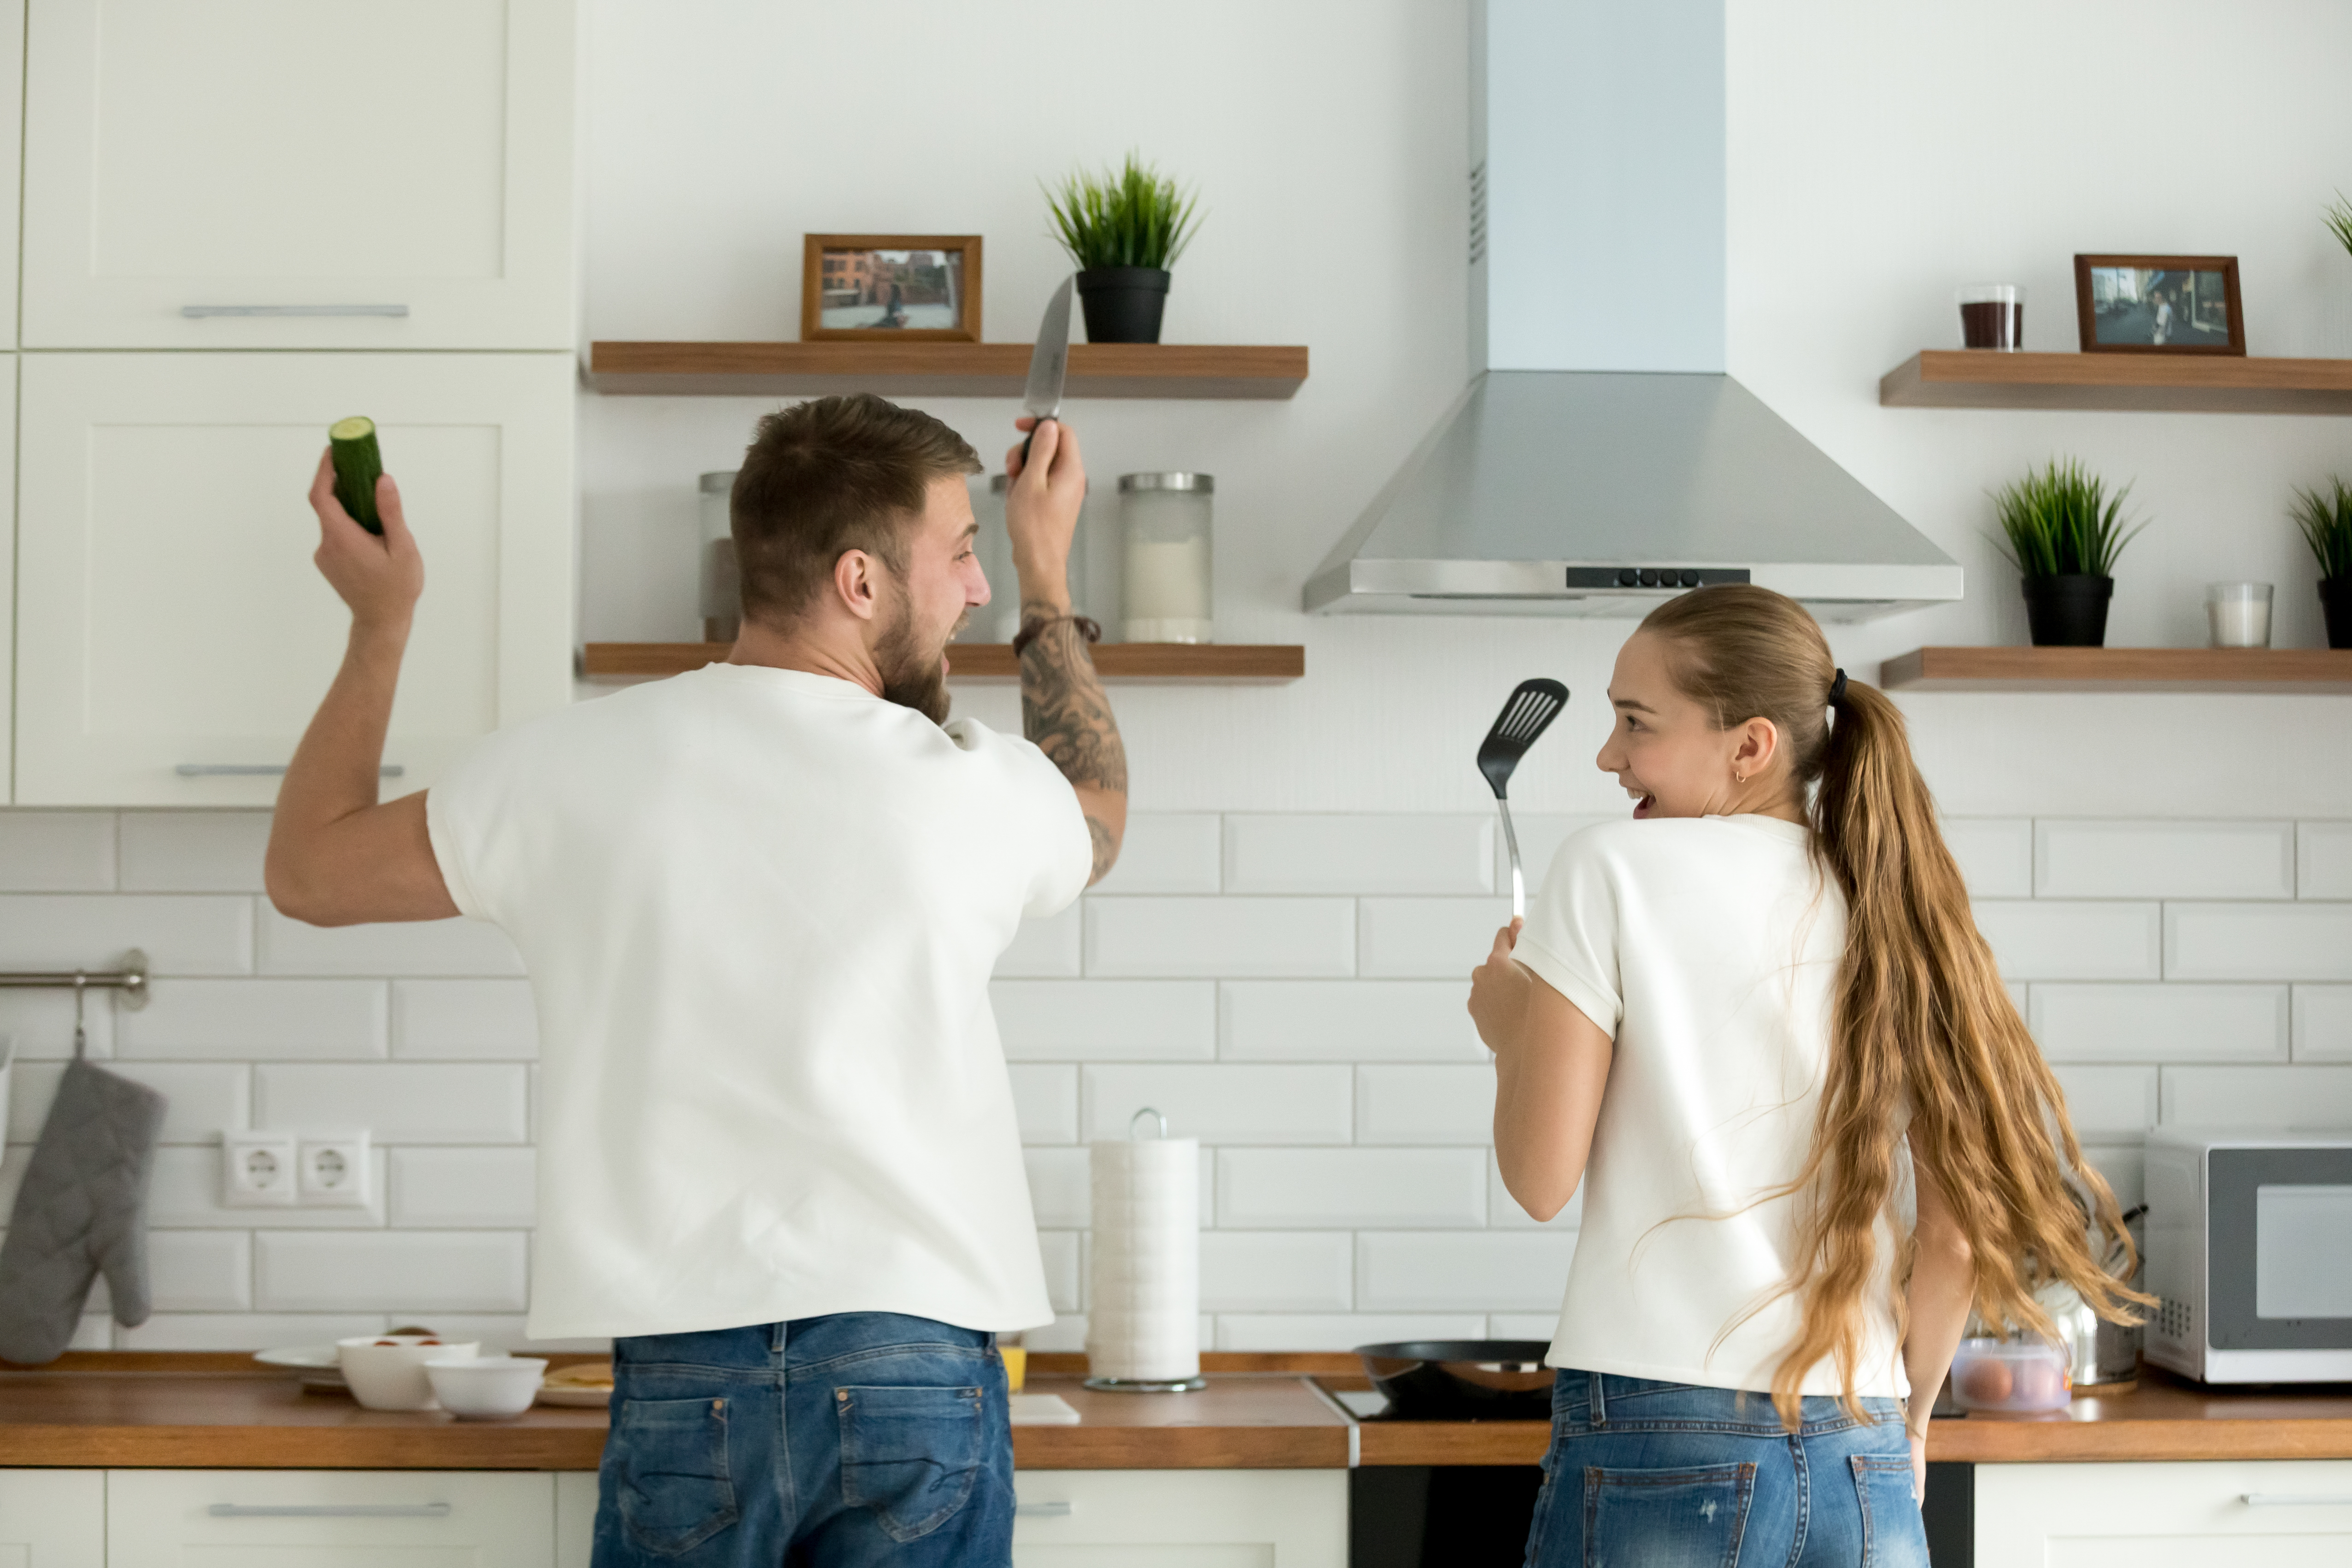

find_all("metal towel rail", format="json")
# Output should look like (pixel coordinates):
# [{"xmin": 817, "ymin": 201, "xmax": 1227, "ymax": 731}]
[{"xmin": 0, "ymin": 950, "xmax": 151, "ymax": 1010}]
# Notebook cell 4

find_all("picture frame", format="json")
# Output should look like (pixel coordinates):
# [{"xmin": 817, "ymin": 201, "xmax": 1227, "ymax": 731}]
[
  {"xmin": 801, "ymin": 235, "xmax": 983, "ymax": 341},
  {"xmin": 2072, "ymin": 254, "xmax": 2244, "ymax": 355}
]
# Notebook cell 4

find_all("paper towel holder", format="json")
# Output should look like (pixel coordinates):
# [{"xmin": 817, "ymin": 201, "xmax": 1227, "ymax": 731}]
[{"xmin": 1082, "ymin": 1106, "xmax": 1210, "ymax": 1396}]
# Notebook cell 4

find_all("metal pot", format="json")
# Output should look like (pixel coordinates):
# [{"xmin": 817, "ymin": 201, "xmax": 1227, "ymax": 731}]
[{"xmin": 1355, "ymin": 1340, "xmax": 1553, "ymax": 1420}]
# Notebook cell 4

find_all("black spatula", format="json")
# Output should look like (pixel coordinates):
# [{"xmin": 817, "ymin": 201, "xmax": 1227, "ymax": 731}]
[{"xmin": 1478, "ymin": 679, "xmax": 1568, "ymax": 918}]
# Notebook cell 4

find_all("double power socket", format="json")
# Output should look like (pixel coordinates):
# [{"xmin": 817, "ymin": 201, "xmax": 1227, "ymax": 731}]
[{"xmin": 222, "ymin": 1129, "xmax": 372, "ymax": 1208}]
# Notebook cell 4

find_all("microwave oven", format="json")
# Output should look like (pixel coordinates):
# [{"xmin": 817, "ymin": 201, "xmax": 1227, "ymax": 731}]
[{"xmin": 2143, "ymin": 1129, "xmax": 2352, "ymax": 1384}]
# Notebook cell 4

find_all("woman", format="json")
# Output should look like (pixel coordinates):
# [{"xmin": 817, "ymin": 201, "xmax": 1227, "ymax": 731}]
[{"xmin": 1469, "ymin": 585, "xmax": 2142, "ymax": 1566}]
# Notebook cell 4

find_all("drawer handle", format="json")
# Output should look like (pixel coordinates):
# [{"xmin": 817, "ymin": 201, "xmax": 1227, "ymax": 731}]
[
  {"xmin": 181, "ymin": 304, "xmax": 410, "ymax": 318},
  {"xmin": 175, "ymin": 765, "xmax": 405, "ymax": 777},
  {"xmin": 209, "ymin": 1503, "xmax": 452, "ymax": 1518},
  {"xmin": 1014, "ymin": 1500, "xmax": 1074, "ymax": 1518},
  {"xmin": 2241, "ymin": 1493, "xmax": 2352, "ymax": 1507}
]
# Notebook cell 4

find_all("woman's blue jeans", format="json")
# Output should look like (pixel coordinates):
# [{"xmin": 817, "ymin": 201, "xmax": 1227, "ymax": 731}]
[
  {"xmin": 1524, "ymin": 1369, "xmax": 1929, "ymax": 1567},
  {"xmin": 590, "ymin": 1313, "xmax": 1013, "ymax": 1568}
]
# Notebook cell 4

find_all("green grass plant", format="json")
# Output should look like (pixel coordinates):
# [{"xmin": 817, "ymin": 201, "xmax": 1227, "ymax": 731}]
[
  {"xmin": 2292, "ymin": 477, "xmax": 2352, "ymax": 580},
  {"xmin": 1991, "ymin": 458, "xmax": 2145, "ymax": 578},
  {"xmin": 1045, "ymin": 154, "xmax": 1202, "ymax": 272},
  {"xmin": 2328, "ymin": 192, "xmax": 2352, "ymax": 260}
]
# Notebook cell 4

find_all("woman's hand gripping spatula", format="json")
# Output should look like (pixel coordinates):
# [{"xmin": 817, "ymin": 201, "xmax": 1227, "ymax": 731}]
[{"xmin": 1478, "ymin": 679, "xmax": 1568, "ymax": 919}]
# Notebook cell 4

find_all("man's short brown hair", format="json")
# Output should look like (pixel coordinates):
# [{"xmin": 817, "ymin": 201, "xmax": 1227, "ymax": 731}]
[{"xmin": 732, "ymin": 394, "xmax": 981, "ymax": 626}]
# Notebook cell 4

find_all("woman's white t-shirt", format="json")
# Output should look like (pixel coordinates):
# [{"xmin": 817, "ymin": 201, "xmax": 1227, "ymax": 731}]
[{"xmin": 1513, "ymin": 815, "xmax": 1910, "ymax": 1398}]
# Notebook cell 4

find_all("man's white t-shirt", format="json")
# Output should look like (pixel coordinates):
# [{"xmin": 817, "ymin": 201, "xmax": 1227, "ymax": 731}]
[
  {"xmin": 425, "ymin": 663, "xmax": 1093, "ymax": 1342},
  {"xmin": 1513, "ymin": 814, "xmax": 1910, "ymax": 1398}
]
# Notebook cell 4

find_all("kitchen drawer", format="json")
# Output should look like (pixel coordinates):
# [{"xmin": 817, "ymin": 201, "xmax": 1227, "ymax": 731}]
[
  {"xmin": 0, "ymin": 1469, "xmax": 103, "ymax": 1567},
  {"xmin": 105, "ymin": 1470, "xmax": 556, "ymax": 1568},
  {"xmin": 1977, "ymin": 1459, "xmax": 2352, "ymax": 1567},
  {"xmin": 1012, "ymin": 1469, "xmax": 1347, "ymax": 1567}
]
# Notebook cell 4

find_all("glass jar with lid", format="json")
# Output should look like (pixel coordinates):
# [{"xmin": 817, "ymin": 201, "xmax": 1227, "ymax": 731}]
[
  {"xmin": 972, "ymin": 473, "xmax": 1092, "ymax": 642},
  {"xmin": 1119, "ymin": 473, "xmax": 1213, "ymax": 643},
  {"xmin": 698, "ymin": 471, "xmax": 740, "ymax": 643}
]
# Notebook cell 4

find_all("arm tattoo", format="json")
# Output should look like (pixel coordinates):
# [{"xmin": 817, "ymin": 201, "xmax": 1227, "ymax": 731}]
[{"xmin": 1019, "ymin": 605, "xmax": 1127, "ymax": 881}]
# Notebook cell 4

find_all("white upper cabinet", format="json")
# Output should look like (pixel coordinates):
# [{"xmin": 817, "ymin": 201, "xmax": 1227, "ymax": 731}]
[
  {"xmin": 22, "ymin": 0, "xmax": 576, "ymax": 350},
  {"xmin": 0, "ymin": 3, "xmax": 25, "ymax": 349},
  {"xmin": 15, "ymin": 353, "xmax": 574, "ymax": 806}
]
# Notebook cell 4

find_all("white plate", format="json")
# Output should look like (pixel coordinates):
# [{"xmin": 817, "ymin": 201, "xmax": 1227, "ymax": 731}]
[
  {"xmin": 254, "ymin": 1345, "xmax": 340, "ymax": 1369},
  {"xmin": 536, "ymin": 1385, "xmax": 612, "ymax": 1408},
  {"xmin": 1009, "ymin": 1393, "xmax": 1081, "ymax": 1426}
]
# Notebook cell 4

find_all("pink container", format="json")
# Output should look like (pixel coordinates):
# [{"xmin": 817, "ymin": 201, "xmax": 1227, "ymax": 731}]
[{"xmin": 1949, "ymin": 1338, "xmax": 2070, "ymax": 1413}]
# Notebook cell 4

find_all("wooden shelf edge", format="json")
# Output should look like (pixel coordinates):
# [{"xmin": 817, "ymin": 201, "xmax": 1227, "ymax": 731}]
[
  {"xmin": 581, "ymin": 642, "xmax": 1305, "ymax": 684},
  {"xmin": 584, "ymin": 341, "xmax": 1308, "ymax": 400},
  {"xmin": 1880, "ymin": 351, "xmax": 2352, "ymax": 414},
  {"xmin": 1881, "ymin": 646, "xmax": 2352, "ymax": 694}
]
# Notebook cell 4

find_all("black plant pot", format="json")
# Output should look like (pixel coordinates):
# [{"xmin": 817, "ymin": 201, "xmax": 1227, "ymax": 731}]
[
  {"xmin": 1076, "ymin": 267, "xmax": 1171, "ymax": 344},
  {"xmin": 2020, "ymin": 574, "xmax": 2114, "ymax": 647},
  {"xmin": 2323, "ymin": 576, "xmax": 2352, "ymax": 650}
]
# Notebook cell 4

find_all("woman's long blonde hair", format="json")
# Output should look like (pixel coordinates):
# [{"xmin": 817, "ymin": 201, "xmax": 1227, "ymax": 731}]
[{"xmin": 1640, "ymin": 585, "xmax": 2147, "ymax": 1422}]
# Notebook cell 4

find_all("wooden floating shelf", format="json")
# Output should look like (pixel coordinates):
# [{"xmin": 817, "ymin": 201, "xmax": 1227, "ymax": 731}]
[
  {"xmin": 583, "ymin": 341, "xmax": 1308, "ymax": 399},
  {"xmin": 581, "ymin": 641, "xmax": 1305, "ymax": 684},
  {"xmin": 1881, "ymin": 646, "xmax": 2352, "ymax": 694},
  {"xmin": 1879, "ymin": 350, "xmax": 2352, "ymax": 414}
]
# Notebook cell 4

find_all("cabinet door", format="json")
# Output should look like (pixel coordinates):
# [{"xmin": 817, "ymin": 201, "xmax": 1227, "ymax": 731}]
[
  {"xmin": 23, "ymin": 0, "xmax": 575, "ymax": 350},
  {"xmin": 1977, "ymin": 1459, "xmax": 2352, "ymax": 1567},
  {"xmin": 0, "ymin": 1469, "xmax": 104, "ymax": 1568},
  {"xmin": 17, "ymin": 353, "xmax": 573, "ymax": 806},
  {"xmin": 1012, "ymin": 1470, "xmax": 1347, "ymax": 1568},
  {"xmin": 106, "ymin": 1470, "xmax": 555, "ymax": 1568},
  {"xmin": 0, "ymin": 359, "xmax": 17, "ymax": 801},
  {"xmin": 0, "ymin": 3, "xmax": 24, "ymax": 349}
]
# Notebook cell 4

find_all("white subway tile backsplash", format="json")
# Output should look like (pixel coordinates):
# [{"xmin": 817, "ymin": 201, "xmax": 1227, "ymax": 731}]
[
  {"xmin": 1214, "ymin": 1314, "xmax": 1487, "ymax": 1352},
  {"xmin": 255, "ymin": 1231, "xmax": 529, "ymax": 1312},
  {"xmin": 2028, "ymin": 985, "xmax": 2288, "ymax": 1063},
  {"xmin": 1081, "ymin": 1065, "xmax": 1351, "ymax": 1145},
  {"xmin": 1009, "ymin": 1064, "xmax": 1079, "ymax": 1145},
  {"xmin": 1941, "ymin": 819, "xmax": 2033, "ymax": 899},
  {"xmin": 2295, "ymin": 987, "xmax": 2352, "ymax": 1061},
  {"xmin": 2036, "ymin": 820, "xmax": 2295, "ymax": 900},
  {"xmin": 1038, "ymin": 1230, "xmax": 1080, "ymax": 1314},
  {"xmin": 256, "ymin": 909, "xmax": 523, "ymax": 977},
  {"xmin": 1218, "ymin": 1149, "xmax": 1487, "ymax": 1229},
  {"xmin": 254, "ymin": 1064, "xmax": 530, "ymax": 1144},
  {"xmin": 2051, "ymin": 1065, "xmax": 2159, "ymax": 1142},
  {"xmin": 2160, "ymin": 1066, "xmax": 2352, "ymax": 1131},
  {"xmin": 2080, "ymin": 1146, "xmax": 2146, "ymax": 1214},
  {"xmin": 0, "ymin": 895, "xmax": 252, "ymax": 975},
  {"xmin": 388, "ymin": 1147, "xmax": 537, "ymax": 1227},
  {"xmin": 1220, "ymin": 981, "xmax": 1488, "ymax": 1062},
  {"xmin": 2166, "ymin": 904, "xmax": 2352, "ymax": 982},
  {"xmin": 391, "ymin": 980, "xmax": 539, "ymax": 1060},
  {"xmin": 1488, "ymin": 1314, "xmax": 1560, "ymax": 1341},
  {"xmin": 1025, "ymin": 1313, "xmax": 1087, "ymax": 1352},
  {"xmin": 118, "ymin": 812, "xmax": 271, "ymax": 893},
  {"xmin": 420, "ymin": 1316, "xmax": 610, "ymax": 1354},
  {"xmin": 1224, "ymin": 815, "xmax": 1493, "ymax": 896},
  {"xmin": 2299, "ymin": 822, "xmax": 2352, "ymax": 899},
  {"xmin": 995, "ymin": 904, "xmax": 1083, "ymax": 978},
  {"xmin": 1502, "ymin": 817, "xmax": 1621, "ymax": 896},
  {"xmin": 1488, "ymin": 1155, "xmax": 1584, "ymax": 1230},
  {"xmin": 118, "ymin": 979, "xmax": 387, "ymax": 1060},
  {"xmin": 1356, "ymin": 1066, "xmax": 1494, "ymax": 1145},
  {"xmin": 0, "ymin": 989, "xmax": 117, "ymax": 1059},
  {"xmin": 6, "ymin": 1061, "xmax": 247, "ymax": 1145},
  {"xmin": 1200, "ymin": 1232, "xmax": 1354, "ymax": 1312},
  {"xmin": 145, "ymin": 1145, "xmax": 390, "ymax": 1228},
  {"xmin": 118, "ymin": 1313, "xmax": 387, "ymax": 1350},
  {"xmin": 147, "ymin": 1230, "xmax": 253, "ymax": 1311},
  {"xmin": 991, "ymin": 980, "xmax": 1215, "ymax": 1061},
  {"xmin": 1356, "ymin": 1232, "xmax": 1578, "ymax": 1312},
  {"xmin": 1091, "ymin": 814, "xmax": 1221, "ymax": 894},
  {"xmin": 0, "ymin": 812, "xmax": 116, "ymax": 892},
  {"xmin": 1358, "ymin": 899, "xmax": 1515, "ymax": 980},
  {"xmin": 1973, "ymin": 901, "xmax": 2161, "ymax": 981},
  {"xmin": 1024, "ymin": 1147, "xmax": 1090, "ymax": 1228},
  {"xmin": 1086, "ymin": 898, "xmax": 1355, "ymax": 978}
]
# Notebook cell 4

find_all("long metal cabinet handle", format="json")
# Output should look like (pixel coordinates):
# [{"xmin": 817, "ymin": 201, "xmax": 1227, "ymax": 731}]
[
  {"xmin": 2241, "ymin": 1493, "xmax": 2352, "ymax": 1506},
  {"xmin": 175, "ymin": 764, "xmax": 404, "ymax": 777},
  {"xmin": 208, "ymin": 1503, "xmax": 452, "ymax": 1517},
  {"xmin": 1013, "ymin": 1500, "xmax": 1074, "ymax": 1518},
  {"xmin": 181, "ymin": 304, "xmax": 409, "ymax": 317}
]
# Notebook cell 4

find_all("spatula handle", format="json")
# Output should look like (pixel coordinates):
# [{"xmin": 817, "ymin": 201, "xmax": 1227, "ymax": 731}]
[{"xmin": 1497, "ymin": 799, "xmax": 1525, "ymax": 920}]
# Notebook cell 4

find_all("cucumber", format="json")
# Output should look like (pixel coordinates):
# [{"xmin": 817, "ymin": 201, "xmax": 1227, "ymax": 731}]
[{"xmin": 329, "ymin": 416, "xmax": 385, "ymax": 535}]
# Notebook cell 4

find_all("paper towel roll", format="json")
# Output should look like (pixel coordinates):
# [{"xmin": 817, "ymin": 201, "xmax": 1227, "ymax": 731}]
[{"xmin": 1085, "ymin": 1133, "xmax": 1200, "ymax": 1382}]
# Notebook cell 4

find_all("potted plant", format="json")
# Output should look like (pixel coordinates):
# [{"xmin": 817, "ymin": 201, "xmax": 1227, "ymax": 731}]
[
  {"xmin": 1991, "ymin": 458, "xmax": 2145, "ymax": 647},
  {"xmin": 2291, "ymin": 477, "xmax": 2352, "ymax": 648},
  {"xmin": 1045, "ymin": 154, "xmax": 1202, "ymax": 344}
]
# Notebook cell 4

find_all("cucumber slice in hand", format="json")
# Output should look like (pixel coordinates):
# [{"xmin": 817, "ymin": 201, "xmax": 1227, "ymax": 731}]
[{"xmin": 329, "ymin": 416, "xmax": 385, "ymax": 535}]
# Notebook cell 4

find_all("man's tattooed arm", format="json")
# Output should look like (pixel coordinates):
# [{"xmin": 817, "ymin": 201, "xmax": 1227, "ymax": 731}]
[{"xmin": 1019, "ymin": 599, "xmax": 1128, "ymax": 884}]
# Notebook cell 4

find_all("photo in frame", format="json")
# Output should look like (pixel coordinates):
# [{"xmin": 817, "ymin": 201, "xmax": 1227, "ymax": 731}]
[
  {"xmin": 2072, "ymin": 254, "xmax": 2244, "ymax": 355},
  {"xmin": 801, "ymin": 235, "xmax": 983, "ymax": 341}
]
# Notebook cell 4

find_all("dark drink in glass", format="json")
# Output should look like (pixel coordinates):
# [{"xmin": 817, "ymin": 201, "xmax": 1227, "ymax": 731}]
[{"xmin": 1959, "ymin": 285, "xmax": 2023, "ymax": 350}]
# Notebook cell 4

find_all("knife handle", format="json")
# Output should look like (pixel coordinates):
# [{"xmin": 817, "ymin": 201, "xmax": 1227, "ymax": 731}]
[{"xmin": 1017, "ymin": 416, "xmax": 1055, "ymax": 475}]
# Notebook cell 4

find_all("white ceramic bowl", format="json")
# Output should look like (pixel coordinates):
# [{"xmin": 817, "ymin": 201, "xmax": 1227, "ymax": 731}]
[
  {"xmin": 336, "ymin": 1335, "xmax": 480, "ymax": 1411},
  {"xmin": 424, "ymin": 1356, "xmax": 547, "ymax": 1420}
]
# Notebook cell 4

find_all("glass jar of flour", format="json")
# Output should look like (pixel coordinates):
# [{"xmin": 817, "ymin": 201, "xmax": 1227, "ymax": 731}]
[
  {"xmin": 1118, "ymin": 473, "xmax": 1213, "ymax": 643},
  {"xmin": 975, "ymin": 472, "xmax": 1094, "ymax": 642},
  {"xmin": 698, "ymin": 471, "xmax": 740, "ymax": 643}
]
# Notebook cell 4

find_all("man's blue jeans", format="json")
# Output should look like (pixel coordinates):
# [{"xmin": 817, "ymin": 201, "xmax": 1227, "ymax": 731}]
[{"xmin": 591, "ymin": 1313, "xmax": 1014, "ymax": 1568}]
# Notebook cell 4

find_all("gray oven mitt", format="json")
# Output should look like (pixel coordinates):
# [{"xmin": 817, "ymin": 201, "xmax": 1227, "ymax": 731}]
[{"xmin": 0, "ymin": 1059, "xmax": 168, "ymax": 1364}]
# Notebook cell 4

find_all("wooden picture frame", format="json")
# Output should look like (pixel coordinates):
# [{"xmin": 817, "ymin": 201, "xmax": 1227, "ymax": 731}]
[
  {"xmin": 801, "ymin": 235, "xmax": 983, "ymax": 341},
  {"xmin": 2073, "ymin": 254, "xmax": 2244, "ymax": 355}
]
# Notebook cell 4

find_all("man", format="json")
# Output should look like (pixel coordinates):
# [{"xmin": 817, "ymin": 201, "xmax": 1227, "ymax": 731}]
[{"xmin": 265, "ymin": 394, "xmax": 1125, "ymax": 1566}]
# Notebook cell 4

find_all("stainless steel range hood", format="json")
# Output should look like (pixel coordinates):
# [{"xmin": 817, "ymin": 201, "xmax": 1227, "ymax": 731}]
[{"xmin": 1305, "ymin": 0, "xmax": 1961, "ymax": 623}]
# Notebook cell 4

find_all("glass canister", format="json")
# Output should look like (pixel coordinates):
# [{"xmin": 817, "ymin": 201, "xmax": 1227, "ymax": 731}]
[
  {"xmin": 974, "ymin": 473, "xmax": 1092, "ymax": 642},
  {"xmin": 698, "ymin": 471, "xmax": 740, "ymax": 643},
  {"xmin": 1119, "ymin": 473, "xmax": 1213, "ymax": 644}
]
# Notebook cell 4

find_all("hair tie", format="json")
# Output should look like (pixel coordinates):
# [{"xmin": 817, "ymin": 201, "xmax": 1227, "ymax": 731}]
[{"xmin": 1828, "ymin": 668, "xmax": 1848, "ymax": 707}]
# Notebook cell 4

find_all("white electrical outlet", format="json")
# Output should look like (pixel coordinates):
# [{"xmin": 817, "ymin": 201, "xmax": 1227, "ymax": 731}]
[
  {"xmin": 298, "ymin": 1131, "xmax": 371, "ymax": 1208},
  {"xmin": 222, "ymin": 1132, "xmax": 298, "ymax": 1207}
]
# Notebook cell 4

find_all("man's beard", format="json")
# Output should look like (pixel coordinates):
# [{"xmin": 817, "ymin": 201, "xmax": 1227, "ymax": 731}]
[{"xmin": 874, "ymin": 594, "xmax": 961, "ymax": 727}]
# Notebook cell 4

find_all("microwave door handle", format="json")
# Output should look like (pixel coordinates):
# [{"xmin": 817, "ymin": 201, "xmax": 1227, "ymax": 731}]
[{"xmin": 2241, "ymin": 1493, "xmax": 2352, "ymax": 1507}]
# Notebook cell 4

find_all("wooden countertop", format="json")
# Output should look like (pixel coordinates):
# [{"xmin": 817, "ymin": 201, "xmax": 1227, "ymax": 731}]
[{"xmin": 5, "ymin": 1355, "xmax": 2349, "ymax": 1469}]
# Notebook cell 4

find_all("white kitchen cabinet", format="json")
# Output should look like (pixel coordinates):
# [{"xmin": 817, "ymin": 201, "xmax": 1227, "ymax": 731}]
[
  {"xmin": 0, "ymin": 1470, "xmax": 104, "ymax": 1567},
  {"xmin": 1013, "ymin": 1470, "xmax": 1347, "ymax": 1567},
  {"xmin": 556, "ymin": 1472, "xmax": 597, "ymax": 1568},
  {"xmin": 0, "ymin": 360, "xmax": 18, "ymax": 798},
  {"xmin": 22, "ymin": 0, "xmax": 576, "ymax": 350},
  {"xmin": 16, "ymin": 352, "xmax": 574, "ymax": 806},
  {"xmin": 0, "ymin": 2, "xmax": 25, "ymax": 349},
  {"xmin": 106, "ymin": 1470, "xmax": 556, "ymax": 1567},
  {"xmin": 1977, "ymin": 1459, "xmax": 2352, "ymax": 1566}
]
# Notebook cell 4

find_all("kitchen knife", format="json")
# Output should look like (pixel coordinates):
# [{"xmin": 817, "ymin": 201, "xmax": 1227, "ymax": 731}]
[{"xmin": 1018, "ymin": 275, "xmax": 1075, "ymax": 470}]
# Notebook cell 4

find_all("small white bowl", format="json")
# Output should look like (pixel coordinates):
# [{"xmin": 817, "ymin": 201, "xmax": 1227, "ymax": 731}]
[
  {"xmin": 336, "ymin": 1335, "xmax": 480, "ymax": 1411},
  {"xmin": 425, "ymin": 1356, "xmax": 547, "ymax": 1420}
]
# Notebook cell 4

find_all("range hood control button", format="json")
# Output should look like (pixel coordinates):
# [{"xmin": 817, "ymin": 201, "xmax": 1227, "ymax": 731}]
[
  {"xmin": 1681, "ymin": 570, "xmax": 1701, "ymax": 587},
  {"xmin": 1638, "ymin": 569, "xmax": 1660, "ymax": 586},
  {"xmin": 1617, "ymin": 568, "xmax": 1639, "ymax": 587}
]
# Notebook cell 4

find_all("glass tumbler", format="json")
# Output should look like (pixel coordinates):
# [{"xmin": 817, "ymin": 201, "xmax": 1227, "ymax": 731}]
[
  {"xmin": 2206, "ymin": 582, "xmax": 2274, "ymax": 648},
  {"xmin": 1959, "ymin": 284, "xmax": 2024, "ymax": 350},
  {"xmin": 1120, "ymin": 473, "xmax": 1214, "ymax": 644},
  {"xmin": 698, "ymin": 471, "xmax": 740, "ymax": 643}
]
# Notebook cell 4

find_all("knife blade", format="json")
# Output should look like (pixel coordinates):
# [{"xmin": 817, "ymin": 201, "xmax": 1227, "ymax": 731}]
[{"xmin": 1017, "ymin": 276, "xmax": 1075, "ymax": 469}]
